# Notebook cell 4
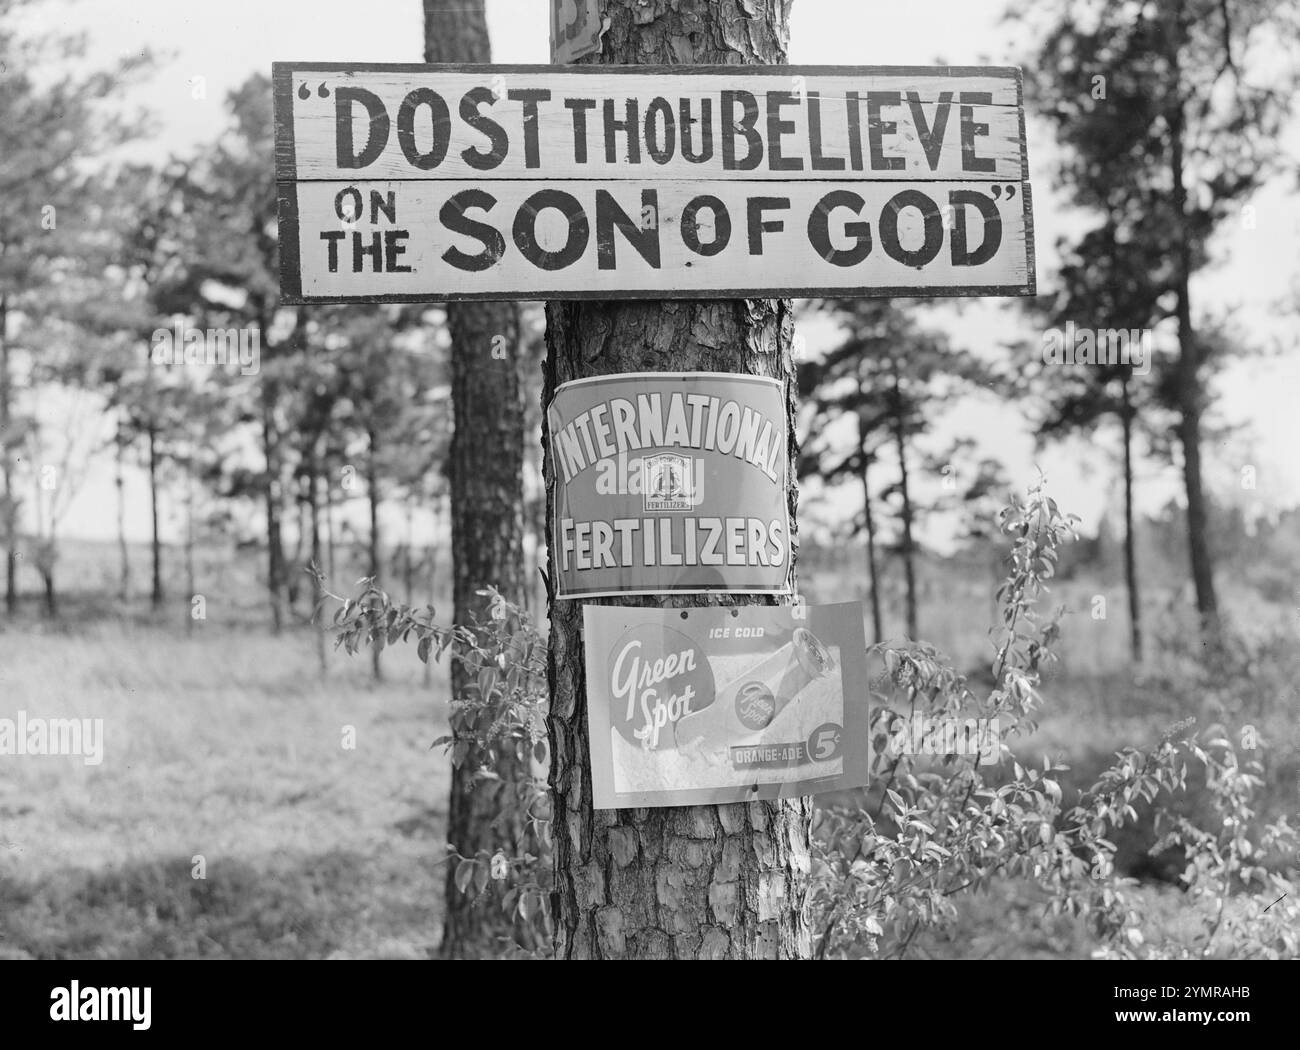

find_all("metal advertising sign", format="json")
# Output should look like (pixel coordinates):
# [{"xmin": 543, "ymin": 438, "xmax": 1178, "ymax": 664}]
[
  {"xmin": 547, "ymin": 372, "xmax": 791, "ymax": 599},
  {"xmin": 583, "ymin": 602, "xmax": 870, "ymax": 809}
]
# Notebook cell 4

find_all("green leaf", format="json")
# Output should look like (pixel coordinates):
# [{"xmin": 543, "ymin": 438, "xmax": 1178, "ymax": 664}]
[{"xmin": 520, "ymin": 889, "xmax": 541, "ymax": 921}]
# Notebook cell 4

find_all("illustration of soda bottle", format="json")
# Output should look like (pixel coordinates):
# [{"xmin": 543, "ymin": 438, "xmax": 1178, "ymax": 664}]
[{"xmin": 673, "ymin": 626, "xmax": 836, "ymax": 750}]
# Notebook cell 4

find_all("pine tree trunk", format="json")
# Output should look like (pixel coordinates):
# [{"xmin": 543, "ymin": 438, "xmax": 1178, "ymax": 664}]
[
  {"xmin": 1165, "ymin": 15, "xmax": 1219, "ymax": 640},
  {"xmin": 423, "ymin": 0, "xmax": 530, "ymax": 959},
  {"xmin": 442, "ymin": 297, "xmax": 528, "ymax": 956},
  {"xmin": 403, "ymin": 503, "xmax": 415, "ymax": 604},
  {"xmin": 41, "ymin": 566, "xmax": 55, "ymax": 618},
  {"xmin": 422, "ymin": 495, "xmax": 440, "ymax": 689},
  {"xmin": 261, "ymin": 394, "xmax": 286, "ymax": 635},
  {"xmin": 857, "ymin": 416, "xmax": 882, "ymax": 644},
  {"xmin": 287, "ymin": 492, "xmax": 307, "ymax": 613},
  {"xmin": 0, "ymin": 294, "xmax": 15, "ymax": 615},
  {"xmin": 185, "ymin": 467, "xmax": 196, "ymax": 636},
  {"xmin": 1119, "ymin": 377, "xmax": 1142, "ymax": 662},
  {"xmin": 366, "ymin": 423, "xmax": 383, "ymax": 682},
  {"xmin": 895, "ymin": 434, "xmax": 918, "ymax": 640},
  {"xmin": 148, "ymin": 422, "xmax": 163, "ymax": 610},
  {"xmin": 324, "ymin": 466, "xmax": 336, "ymax": 581},
  {"xmin": 889, "ymin": 363, "xmax": 918, "ymax": 640},
  {"xmin": 308, "ymin": 454, "xmax": 327, "ymax": 674},
  {"xmin": 543, "ymin": 0, "xmax": 809, "ymax": 961},
  {"xmin": 115, "ymin": 414, "xmax": 131, "ymax": 602}
]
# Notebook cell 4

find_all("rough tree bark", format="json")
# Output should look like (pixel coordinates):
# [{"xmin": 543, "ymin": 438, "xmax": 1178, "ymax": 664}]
[
  {"xmin": 422, "ymin": 0, "xmax": 529, "ymax": 959},
  {"xmin": 543, "ymin": 0, "xmax": 811, "ymax": 961}
]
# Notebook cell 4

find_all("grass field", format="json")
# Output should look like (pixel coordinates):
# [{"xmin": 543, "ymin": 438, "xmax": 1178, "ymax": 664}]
[
  {"xmin": 1, "ymin": 544, "xmax": 1294, "ymax": 959},
  {"xmin": 0, "ymin": 615, "xmax": 452, "ymax": 959}
]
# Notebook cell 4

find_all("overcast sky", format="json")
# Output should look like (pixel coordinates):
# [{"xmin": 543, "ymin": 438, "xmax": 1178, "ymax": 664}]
[{"xmin": 34, "ymin": 0, "xmax": 1300, "ymax": 547}]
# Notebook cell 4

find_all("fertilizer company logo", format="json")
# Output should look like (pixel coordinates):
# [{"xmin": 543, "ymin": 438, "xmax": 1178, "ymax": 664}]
[{"xmin": 643, "ymin": 452, "xmax": 700, "ymax": 512}]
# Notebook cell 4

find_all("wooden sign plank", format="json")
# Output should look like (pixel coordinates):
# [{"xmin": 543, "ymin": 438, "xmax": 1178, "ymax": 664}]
[
  {"xmin": 273, "ymin": 63, "xmax": 1035, "ymax": 303},
  {"xmin": 281, "ymin": 177, "xmax": 1033, "ymax": 302},
  {"xmin": 276, "ymin": 67, "xmax": 1026, "ymax": 184}
]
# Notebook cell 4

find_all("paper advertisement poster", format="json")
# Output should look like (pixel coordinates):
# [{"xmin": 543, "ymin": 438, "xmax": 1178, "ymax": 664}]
[
  {"xmin": 583, "ymin": 603, "xmax": 870, "ymax": 809},
  {"xmin": 548, "ymin": 372, "xmax": 792, "ymax": 599}
]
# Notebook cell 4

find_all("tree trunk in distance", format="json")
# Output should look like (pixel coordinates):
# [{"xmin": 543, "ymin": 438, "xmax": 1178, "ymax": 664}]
[
  {"xmin": 423, "ymin": 494, "xmax": 440, "ymax": 689},
  {"xmin": 423, "ymin": 0, "xmax": 530, "ymax": 959},
  {"xmin": 185, "ymin": 467, "xmax": 196, "ymax": 636},
  {"xmin": 366, "ymin": 423, "xmax": 383, "ymax": 682},
  {"xmin": 286, "ymin": 491, "xmax": 307, "ymax": 613},
  {"xmin": 857, "ymin": 412, "xmax": 883, "ymax": 644},
  {"xmin": 308, "ymin": 455, "xmax": 327, "ymax": 675},
  {"xmin": 889, "ymin": 362, "xmax": 918, "ymax": 640},
  {"xmin": 261, "ymin": 398, "xmax": 285, "ymax": 635},
  {"xmin": 543, "ymin": 0, "xmax": 810, "ymax": 961},
  {"xmin": 403, "ymin": 502, "xmax": 415, "ymax": 604},
  {"xmin": 1164, "ymin": 13, "xmax": 1219, "ymax": 641},
  {"xmin": 1, "ymin": 294, "xmax": 17, "ymax": 615},
  {"xmin": 324, "ymin": 466, "xmax": 336, "ymax": 581},
  {"xmin": 148, "ymin": 421, "xmax": 163, "ymax": 610},
  {"xmin": 115, "ymin": 414, "xmax": 131, "ymax": 602},
  {"xmin": 1119, "ymin": 377, "xmax": 1142, "ymax": 663}
]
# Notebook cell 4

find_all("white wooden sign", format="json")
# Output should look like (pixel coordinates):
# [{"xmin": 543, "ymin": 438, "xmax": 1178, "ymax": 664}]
[{"xmin": 274, "ymin": 64, "xmax": 1035, "ymax": 303}]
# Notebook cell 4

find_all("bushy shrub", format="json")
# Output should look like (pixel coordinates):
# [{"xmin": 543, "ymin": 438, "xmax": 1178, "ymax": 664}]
[
  {"xmin": 809, "ymin": 481, "xmax": 1298, "ymax": 959},
  {"xmin": 323, "ymin": 579, "xmax": 553, "ymax": 957},
  {"xmin": 323, "ymin": 481, "xmax": 1298, "ymax": 960}
]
